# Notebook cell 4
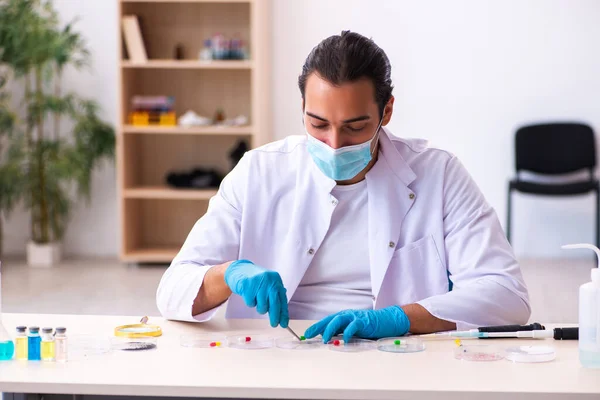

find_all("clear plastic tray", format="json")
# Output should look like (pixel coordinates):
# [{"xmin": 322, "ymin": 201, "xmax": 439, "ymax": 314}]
[
  {"xmin": 180, "ymin": 334, "xmax": 226, "ymax": 348},
  {"xmin": 227, "ymin": 334, "xmax": 273, "ymax": 350},
  {"xmin": 111, "ymin": 336, "xmax": 157, "ymax": 351},
  {"xmin": 377, "ymin": 337, "xmax": 425, "ymax": 353},
  {"xmin": 454, "ymin": 344, "xmax": 504, "ymax": 361},
  {"xmin": 505, "ymin": 345, "xmax": 556, "ymax": 363},
  {"xmin": 275, "ymin": 337, "xmax": 323, "ymax": 350},
  {"xmin": 69, "ymin": 334, "xmax": 111, "ymax": 359},
  {"xmin": 327, "ymin": 337, "xmax": 376, "ymax": 352}
]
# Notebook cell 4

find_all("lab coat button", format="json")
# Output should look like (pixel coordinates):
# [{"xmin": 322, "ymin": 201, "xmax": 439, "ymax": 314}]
[
  {"xmin": 308, "ymin": 248, "xmax": 315, "ymax": 255},
  {"xmin": 409, "ymin": 193, "xmax": 415, "ymax": 200},
  {"xmin": 389, "ymin": 241, "xmax": 395, "ymax": 248},
  {"xmin": 331, "ymin": 199, "xmax": 338, "ymax": 205}
]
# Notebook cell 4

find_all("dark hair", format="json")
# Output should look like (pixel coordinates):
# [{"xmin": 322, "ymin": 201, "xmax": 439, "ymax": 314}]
[{"xmin": 298, "ymin": 31, "xmax": 394, "ymax": 117}]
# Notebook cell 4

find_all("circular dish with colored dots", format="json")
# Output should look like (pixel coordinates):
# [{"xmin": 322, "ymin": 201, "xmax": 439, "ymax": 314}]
[
  {"xmin": 327, "ymin": 337, "xmax": 376, "ymax": 353},
  {"xmin": 180, "ymin": 334, "xmax": 226, "ymax": 348},
  {"xmin": 226, "ymin": 334, "xmax": 274, "ymax": 350},
  {"xmin": 377, "ymin": 337, "xmax": 426, "ymax": 353},
  {"xmin": 275, "ymin": 336, "xmax": 323, "ymax": 350},
  {"xmin": 454, "ymin": 344, "xmax": 504, "ymax": 361}
]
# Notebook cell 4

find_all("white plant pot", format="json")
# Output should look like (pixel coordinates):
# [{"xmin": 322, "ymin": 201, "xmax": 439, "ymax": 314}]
[{"xmin": 27, "ymin": 242, "xmax": 61, "ymax": 268}]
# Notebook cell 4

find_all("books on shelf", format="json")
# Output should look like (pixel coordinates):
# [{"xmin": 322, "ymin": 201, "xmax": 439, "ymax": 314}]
[{"xmin": 122, "ymin": 15, "xmax": 147, "ymax": 63}]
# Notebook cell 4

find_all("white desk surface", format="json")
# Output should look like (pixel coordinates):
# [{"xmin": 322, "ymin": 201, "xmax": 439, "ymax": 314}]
[{"xmin": 0, "ymin": 314, "xmax": 598, "ymax": 400}]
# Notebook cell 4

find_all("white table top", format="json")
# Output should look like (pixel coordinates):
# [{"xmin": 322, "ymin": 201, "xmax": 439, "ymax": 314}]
[{"xmin": 0, "ymin": 314, "xmax": 598, "ymax": 400}]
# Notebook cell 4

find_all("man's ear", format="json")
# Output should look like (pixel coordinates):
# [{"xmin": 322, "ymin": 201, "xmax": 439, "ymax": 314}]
[{"xmin": 381, "ymin": 96, "xmax": 394, "ymax": 126}]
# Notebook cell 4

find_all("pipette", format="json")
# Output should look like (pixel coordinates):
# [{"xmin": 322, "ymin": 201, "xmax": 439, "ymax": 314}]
[
  {"xmin": 418, "ymin": 327, "xmax": 578, "ymax": 340},
  {"xmin": 286, "ymin": 326, "xmax": 303, "ymax": 341}
]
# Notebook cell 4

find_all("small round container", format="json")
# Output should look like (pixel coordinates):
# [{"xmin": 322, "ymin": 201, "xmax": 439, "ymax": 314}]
[
  {"xmin": 505, "ymin": 346, "xmax": 556, "ymax": 363},
  {"xmin": 111, "ymin": 336, "xmax": 157, "ymax": 351},
  {"xmin": 180, "ymin": 334, "xmax": 226, "ymax": 348},
  {"xmin": 327, "ymin": 338, "xmax": 376, "ymax": 353},
  {"xmin": 454, "ymin": 344, "xmax": 504, "ymax": 361},
  {"xmin": 226, "ymin": 334, "xmax": 273, "ymax": 350},
  {"xmin": 69, "ymin": 335, "xmax": 111, "ymax": 359},
  {"xmin": 377, "ymin": 337, "xmax": 425, "ymax": 353},
  {"xmin": 275, "ymin": 337, "xmax": 323, "ymax": 350}
]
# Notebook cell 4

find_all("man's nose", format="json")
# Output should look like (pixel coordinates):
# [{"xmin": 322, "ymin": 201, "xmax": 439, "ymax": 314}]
[{"xmin": 326, "ymin": 128, "xmax": 344, "ymax": 149}]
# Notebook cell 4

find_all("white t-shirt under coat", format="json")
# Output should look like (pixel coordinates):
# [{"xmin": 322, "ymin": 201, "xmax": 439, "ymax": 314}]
[{"xmin": 288, "ymin": 179, "xmax": 372, "ymax": 319}]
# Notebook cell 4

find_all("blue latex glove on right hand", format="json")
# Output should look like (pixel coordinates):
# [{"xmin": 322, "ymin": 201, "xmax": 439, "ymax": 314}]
[{"xmin": 224, "ymin": 260, "xmax": 289, "ymax": 328}]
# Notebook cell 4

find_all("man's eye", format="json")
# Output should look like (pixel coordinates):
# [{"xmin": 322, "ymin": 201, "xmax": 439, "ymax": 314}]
[
  {"xmin": 346, "ymin": 125, "xmax": 365, "ymax": 132},
  {"xmin": 311, "ymin": 124, "xmax": 328, "ymax": 130}
]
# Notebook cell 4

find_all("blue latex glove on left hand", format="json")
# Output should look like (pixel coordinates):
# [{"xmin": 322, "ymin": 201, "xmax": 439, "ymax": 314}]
[{"xmin": 304, "ymin": 306, "xmax": 410, "ymax": 343}]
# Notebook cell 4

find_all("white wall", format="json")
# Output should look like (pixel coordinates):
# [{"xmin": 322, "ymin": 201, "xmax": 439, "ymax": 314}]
[
  {"xmin": 273, "ymin": 0, "xmax": 600, "ymax": 258},
  {"xmin": 4, "ymin": 0, "xmax": 600, "ymax": 258}
]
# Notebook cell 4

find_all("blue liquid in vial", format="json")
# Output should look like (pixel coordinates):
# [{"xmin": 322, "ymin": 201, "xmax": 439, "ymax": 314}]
[
  {"xmin": 28, "ymin": 335, "xmax": 41, "ymax": 360},
  {"xmin": 0, "ymin": 340, "xmax": 14, "ymax": 360}
]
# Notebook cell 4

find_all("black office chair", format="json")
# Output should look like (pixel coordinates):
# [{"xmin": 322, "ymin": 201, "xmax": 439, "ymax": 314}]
[{"xmin": 507, "ymin": 123, "xmax": 600, "ymax": 248}]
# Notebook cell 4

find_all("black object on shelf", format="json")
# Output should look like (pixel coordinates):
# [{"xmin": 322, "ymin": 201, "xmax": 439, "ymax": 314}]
[
  {"xmin": 166, "ymin": 168, "xmax": 223, "ymax": 189},
  {"xmin": 229, "ymin": 139, "xmax": 249, "ymax": 169}
]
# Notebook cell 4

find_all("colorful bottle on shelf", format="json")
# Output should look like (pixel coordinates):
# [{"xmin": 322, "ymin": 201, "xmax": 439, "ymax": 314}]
[
  {"xmin": 27, "ymin": 326, "xmax": 41, "ymax": 360},
  {"xmin": 41, "ymin": 327, "xmax": 55, "ymax": 361},
  {"xmin": 54, "ymin": 327, "xmax": 67, "ymax": 362},
  {"xmin": 15, "ymin": 326, "xmax": 28, "ymax": 360}
]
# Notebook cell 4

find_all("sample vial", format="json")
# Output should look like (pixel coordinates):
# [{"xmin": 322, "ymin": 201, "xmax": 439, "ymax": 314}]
[
  {"xmin": 28, "ymin": 326, "xmax": 41, "ymax": 360},
  {"xmin": 54, "ymin": 327, "xmax": 67, "ymax": 362},
  {"xmin": 41, "ymin": 327, "xmax": 55, "ymax": 361},
  {"xmin": 15, "ymin": 326, "xmax": 28, "ymax": 360}
]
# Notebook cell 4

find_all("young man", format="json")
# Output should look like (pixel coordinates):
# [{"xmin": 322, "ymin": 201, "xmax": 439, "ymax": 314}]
[{"xmin": 157, "ymin": 31, "xmax": 530, "ymax": 343}]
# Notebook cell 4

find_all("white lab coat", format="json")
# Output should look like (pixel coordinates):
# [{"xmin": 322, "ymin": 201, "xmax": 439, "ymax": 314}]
[{"xmin": 157, "ymin": 128, "xmax": 531, "ymax": 330}]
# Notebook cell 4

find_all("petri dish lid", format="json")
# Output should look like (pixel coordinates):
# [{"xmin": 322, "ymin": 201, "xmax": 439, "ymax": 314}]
[
  {"xmin": 377, "ymin": 337, "xmax": 425, "ymax": 353},
  {"xmin": 180, "ymin": 334, "xmax": 226, "ymax": 348},
  {"xmin": 111, "ymin": 336, "xmax": 157, "ymax": 351},
  {"xmin": 69, "ymin": 334, "xmax": 111, "ymax": 360},
  {"xmin": 454, "ymin": 344, "xmax": 504, "ymax": 361},
  {"xmin": 505, "ymin": 346, "xmax": 556, "ymax": 363},
  {"xmin": 275, "ymin": 337, "xmax": 323, "ymax": 350},
  {"xmin": 327, "ymin": 337, "xmax": 376, "ymax": 352},
  {"xmin": 226, "ymin": 334, "xmax": 274, "ymax": 350}
]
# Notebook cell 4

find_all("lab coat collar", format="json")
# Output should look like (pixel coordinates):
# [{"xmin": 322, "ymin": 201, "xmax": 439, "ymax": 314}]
[{"xmin": 375, "ymin": 126, "xmax": 417, "ymax": 187}]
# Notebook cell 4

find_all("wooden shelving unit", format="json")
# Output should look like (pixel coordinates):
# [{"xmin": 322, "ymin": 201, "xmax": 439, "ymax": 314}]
[{"xmin": 117, "ymin": 0, "xmax": 270, "ymax": 263}]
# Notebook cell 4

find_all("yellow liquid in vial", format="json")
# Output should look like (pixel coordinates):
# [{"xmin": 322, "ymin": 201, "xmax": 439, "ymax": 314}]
[
  {"xmin": 41, "ymin": 341, "xmax": 55, "ymax": 361},
  {"xmin": 15, "ymin": 337, "xmax": 28, "ymax": 360}
]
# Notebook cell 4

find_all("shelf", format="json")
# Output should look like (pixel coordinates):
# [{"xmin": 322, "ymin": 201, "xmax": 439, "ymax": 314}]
[
  {"xmin": 122, "ymin": 125, "xmax": 253, "ymax": 135},
  {"xmin": 121, "ymin": 60, "xmax": 253, "ymax": 70},
  {"xmin": 121, "ymin": 247, "xmax": 179, "ymax": 263},
  {"xmin": 124, "ymin": 187, "xmax": 218, "ymax": 200},
  {"xmin": 122, "ymin": 0, "xmax": 252, "ymax": 3}
]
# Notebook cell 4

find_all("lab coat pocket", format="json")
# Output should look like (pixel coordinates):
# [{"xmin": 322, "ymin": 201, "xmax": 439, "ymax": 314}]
[{"xmin": 385, "ymin": 235, "xmax": 447, "ymax": 305}]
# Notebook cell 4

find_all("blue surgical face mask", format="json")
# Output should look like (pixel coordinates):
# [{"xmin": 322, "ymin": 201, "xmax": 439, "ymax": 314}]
[{"xmin": 306, "ymin": 119, "xmax": 383, "ymax": 181}]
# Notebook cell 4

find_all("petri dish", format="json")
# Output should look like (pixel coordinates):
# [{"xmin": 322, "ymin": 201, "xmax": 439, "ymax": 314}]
[
  {"xmin": 180, "ymin": 334, "xmax": 226, "ymax": 348},
  {"xmin": 377, "ymin": 337, "xmax": 425, "ymax": 353},
  {"xmin": 454, "ymin": 344, "xmax": 504, "ymax": 361},
  {"xmin": 505, "ymin": 346, "xmax": 556, "ymax": 363},
  {"xmin": 111, "ymin": 336, "xmax": 157, "ymax": 351},
  {"xmin": 69, "ymin": 334, "xmax": 111, "ymax": 359},
  {"xmin": 275, "ymin": 337, "xmax": 323, "ymax": 350},
  {"xmin": 227, "ymin": 334, "xmax": 273, "ymax": 350},
  {"xmin": 327, "ymin": 337, "xmax": 376, "ymax": 353}
]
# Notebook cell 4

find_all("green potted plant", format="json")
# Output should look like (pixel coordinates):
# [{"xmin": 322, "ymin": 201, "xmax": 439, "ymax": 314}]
[{"xmin": 0, "ymin": 0, "xmax": 115, "ymax": 266}]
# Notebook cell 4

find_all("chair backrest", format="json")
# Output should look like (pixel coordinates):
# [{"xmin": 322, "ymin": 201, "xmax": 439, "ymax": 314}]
[{"xmin": 515, "ymin": 123, "xmax": 596, "ymax": 174}]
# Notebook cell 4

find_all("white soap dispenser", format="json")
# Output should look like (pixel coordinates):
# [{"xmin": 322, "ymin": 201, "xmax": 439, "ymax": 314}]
[{"xmin": 563, "ymin": 244, "xmax": 600, "ymax": 368}]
